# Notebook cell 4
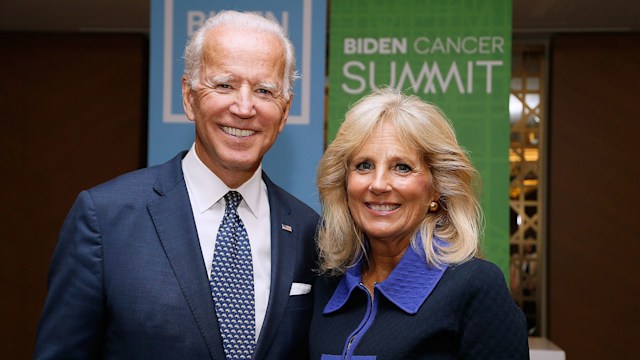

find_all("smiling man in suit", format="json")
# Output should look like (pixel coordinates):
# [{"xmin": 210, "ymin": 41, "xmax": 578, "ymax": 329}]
[{"xmin": 34, "ymin": 10, "xmax": 319, "ymax": 360}]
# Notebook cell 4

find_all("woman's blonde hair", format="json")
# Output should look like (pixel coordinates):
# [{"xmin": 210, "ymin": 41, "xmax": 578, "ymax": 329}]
[{"xmin": 316, "ymin": 87, "xmax": 483, "ymax": 275}]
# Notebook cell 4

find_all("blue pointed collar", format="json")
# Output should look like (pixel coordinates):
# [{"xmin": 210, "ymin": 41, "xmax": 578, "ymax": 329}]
[{"xmin": 324, "ymin": 234, "xmax": 448, "ymax": 315}]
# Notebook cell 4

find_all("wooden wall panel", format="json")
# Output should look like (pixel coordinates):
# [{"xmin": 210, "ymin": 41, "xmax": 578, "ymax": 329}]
[
  {"xmin": 0, "ymin": 33, "xmax": 147, "ymax": 357},
  {"xmin": 548, "ymin": 33, "xmax": 640, "ymax": 358}
]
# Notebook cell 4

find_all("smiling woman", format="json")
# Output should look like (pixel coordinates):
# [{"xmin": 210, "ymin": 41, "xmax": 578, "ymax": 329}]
[
  {"xmin": 316, "ymin": 87, "xmax": 481, "ymax": 272},
  {"xmin": 310, "ymin": 87, "xmax": 529, "ymax": 360}
]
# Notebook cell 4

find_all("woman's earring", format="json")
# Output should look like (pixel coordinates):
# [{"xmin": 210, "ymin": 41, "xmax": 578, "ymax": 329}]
[{"xmin": 429, "ymin": 201, "xmax": 439, "ymax": 213}]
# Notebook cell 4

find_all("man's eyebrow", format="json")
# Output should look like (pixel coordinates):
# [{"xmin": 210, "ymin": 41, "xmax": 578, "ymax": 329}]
[
  {"xmin": 257, "ymin": 82, "xmax": 282, "ymax": 93},
  {"xmin": 203, "ymin": 75, "xmax": 232, "ymax": 86}
]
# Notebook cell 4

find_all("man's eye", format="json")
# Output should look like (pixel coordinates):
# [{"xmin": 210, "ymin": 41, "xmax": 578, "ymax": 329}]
[
  {"xmin": 395, "ymin": 163, "xmax": 412, "ymax": 173},
  {"xmin": 256, "ymin": 88, "xmax": 277, "ymax": 98},
  {"xmin": 218, "ymin": 83, "xmax": 232, "ymax": 89},
  {"xmin": 355, "ymin": 162, "xmax": 373, "ymax": 171}
]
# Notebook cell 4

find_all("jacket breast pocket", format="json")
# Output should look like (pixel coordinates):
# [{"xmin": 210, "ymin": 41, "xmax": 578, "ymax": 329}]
[{"xmin": 286, "ymin": 292, "xmax": 313, "ymax": 310}]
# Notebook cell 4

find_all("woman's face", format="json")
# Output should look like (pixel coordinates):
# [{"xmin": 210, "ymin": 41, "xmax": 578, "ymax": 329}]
[{"xmin": 347, "ymin": 123, "xmax": 436, "ymax": 246}]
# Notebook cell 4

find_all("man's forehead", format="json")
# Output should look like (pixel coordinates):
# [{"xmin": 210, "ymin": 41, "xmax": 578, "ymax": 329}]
[{"xmin": 202, "ymin": 25, "xmax": 283, "ymax": 51}]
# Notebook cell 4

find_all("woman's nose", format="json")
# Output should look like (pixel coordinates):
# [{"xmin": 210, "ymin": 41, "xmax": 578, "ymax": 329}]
[{"xmin": 368, "ymin": 170, "xmax": 391, "ymax": 194}]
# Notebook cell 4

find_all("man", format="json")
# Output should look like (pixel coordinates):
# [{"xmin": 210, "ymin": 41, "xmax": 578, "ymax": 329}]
[{"xmin": 34, "ymin": 11, "xmax": 319, "ymax": 359}]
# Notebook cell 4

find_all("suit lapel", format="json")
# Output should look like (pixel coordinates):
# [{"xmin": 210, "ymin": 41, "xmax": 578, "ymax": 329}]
[
  {"xmin": 254, "ymin": 175, "xmax": 297, "ymax": 359},
  {"xmin": 147, "ymin": 153, "xmax": 225, "ymax": 360}
]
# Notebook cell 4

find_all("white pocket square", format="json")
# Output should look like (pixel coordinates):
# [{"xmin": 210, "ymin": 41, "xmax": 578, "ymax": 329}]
[{"xmin": 289, "ymin": 282, "xmax": 312, "ymax": 296}]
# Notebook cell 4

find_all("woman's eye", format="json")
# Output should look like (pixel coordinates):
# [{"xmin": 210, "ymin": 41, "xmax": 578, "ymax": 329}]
[
  {"xmin": 395, "ymin": 163, "xmax": 412, "ymax": 173},
  {"xmin": 355, "ymin": 162, "xmax": 373, "ymax": 171}
]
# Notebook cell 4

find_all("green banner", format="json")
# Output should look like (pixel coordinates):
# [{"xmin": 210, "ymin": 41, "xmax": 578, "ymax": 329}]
[{"xmin": 328, "ymin": 0, "xmax": 512, "ymax": 277}]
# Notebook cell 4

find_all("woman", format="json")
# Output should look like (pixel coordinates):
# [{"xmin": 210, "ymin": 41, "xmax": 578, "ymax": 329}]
[{"xmin": 310, "ymin": 88, "xmax": 529, "ymax": 359}]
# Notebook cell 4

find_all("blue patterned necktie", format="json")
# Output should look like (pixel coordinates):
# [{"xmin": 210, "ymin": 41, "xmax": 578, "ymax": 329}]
[{"xmin": 210, "ymin": 191, "xmax": 255, "ymax": 359}]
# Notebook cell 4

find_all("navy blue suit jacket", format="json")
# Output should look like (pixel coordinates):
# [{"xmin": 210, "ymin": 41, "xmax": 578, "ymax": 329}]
[{"xmin": 35, "ymin": 152, "xmax": 320, "ymax": 359}]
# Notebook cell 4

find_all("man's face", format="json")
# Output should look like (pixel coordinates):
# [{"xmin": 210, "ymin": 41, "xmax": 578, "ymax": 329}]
[{"xmin": 182, "ymin": 26, "xmax": 291, "ymax": 187}]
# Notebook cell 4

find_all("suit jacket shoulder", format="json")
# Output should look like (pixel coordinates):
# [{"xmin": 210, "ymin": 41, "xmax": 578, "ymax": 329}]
[{"xmin": 87, "ymin": 151, "xmax": 186, "ymax": 204}]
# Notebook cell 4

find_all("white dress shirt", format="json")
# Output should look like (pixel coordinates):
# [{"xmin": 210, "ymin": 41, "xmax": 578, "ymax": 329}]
[{"xmin": 182, "ymin": 144, "xmax": 271, "ymax": 340}]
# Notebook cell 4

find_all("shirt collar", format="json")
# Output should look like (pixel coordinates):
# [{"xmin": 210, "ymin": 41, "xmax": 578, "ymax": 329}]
[
  {"xmin": 182, "ymin": 144, "xmax": 263, "ymax": 218},
  {"xmin": 323, "ymin": 233, "xmax": 448, "ymax": 315}
]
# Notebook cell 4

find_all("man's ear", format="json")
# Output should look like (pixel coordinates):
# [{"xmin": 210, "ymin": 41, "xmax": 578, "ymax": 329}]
[
  {"xmin": 182, "ymin": 76, "xmax": 196, "ymax": 122},
  {"xmin": 278, "ymin": 94, "xmax": 293, "ymax": 133}
]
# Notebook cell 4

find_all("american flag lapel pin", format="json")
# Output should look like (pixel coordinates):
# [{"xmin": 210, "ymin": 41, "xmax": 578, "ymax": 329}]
[{"xmin": 281, "ymin": 224, "xmax": 293, "ymax": 233}]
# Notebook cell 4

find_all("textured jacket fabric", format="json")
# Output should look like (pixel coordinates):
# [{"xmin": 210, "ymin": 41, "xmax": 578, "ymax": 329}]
[
  {"xmin": 34, "ymin": 151, "xmax": 320, "ymax": 360},
  {"xmin": 309, "ymin": 239, "xmax": 530, "ymax": 360}
]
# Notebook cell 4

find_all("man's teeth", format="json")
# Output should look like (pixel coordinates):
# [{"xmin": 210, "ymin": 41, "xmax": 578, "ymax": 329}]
[
  {"xmin": 222, "ymin": 126, "xmax": 255, "ymax": 137},
  {"xmin": 368, "ymin": 204, "xmax": 400, "ymax": 211}
]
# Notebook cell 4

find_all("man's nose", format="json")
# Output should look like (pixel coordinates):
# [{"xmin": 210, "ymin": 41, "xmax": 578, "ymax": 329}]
[{"xmin": 230, "ymin": 86, "xmax": 257, "ymax": 118}]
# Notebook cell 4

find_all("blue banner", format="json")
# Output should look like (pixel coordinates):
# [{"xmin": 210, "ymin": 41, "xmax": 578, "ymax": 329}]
[{"xmin": 148, "ymin": 0, "xmax": 327, "ymax": 211}]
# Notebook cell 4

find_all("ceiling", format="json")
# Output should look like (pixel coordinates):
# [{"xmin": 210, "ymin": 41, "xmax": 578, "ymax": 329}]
[{"xmin": 1, "ymin": 0, "xmax": 638, "ymax": 33}]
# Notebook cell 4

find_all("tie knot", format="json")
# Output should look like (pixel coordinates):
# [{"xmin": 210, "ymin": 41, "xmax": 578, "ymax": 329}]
[{"xmin": 224, "ymin": 191, "xmax": 242, "ymax": 212}]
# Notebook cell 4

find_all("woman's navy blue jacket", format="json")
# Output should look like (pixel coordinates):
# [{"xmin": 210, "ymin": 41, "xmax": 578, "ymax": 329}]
[{"xmin": 309, "ymin": 239, "xmax": 530, "ymax": 360}]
